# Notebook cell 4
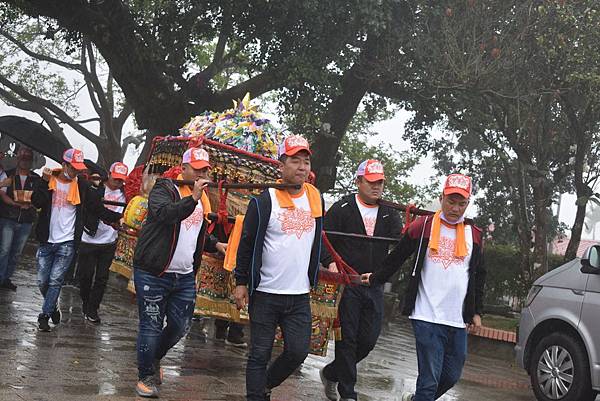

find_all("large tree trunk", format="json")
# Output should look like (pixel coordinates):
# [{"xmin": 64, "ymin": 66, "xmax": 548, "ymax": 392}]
[
  {"xmin": 311, "ymin": 65, "xmax": 369, "ymax": 192},
  {"xmin": 565, "ymin": 199, "xmax": 588, "ymax": 261},
  {"xmin": 505, "ymin": 162, "xmax": 533, "ymax": 283},
  {"xmin": 532, "ymin": 177, "xmax": 551, "ymax": 278}
]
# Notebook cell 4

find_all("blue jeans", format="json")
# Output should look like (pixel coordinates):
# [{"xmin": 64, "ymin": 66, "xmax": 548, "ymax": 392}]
[
  {"xmin": 36, "ymin": 241, "xmax": 76, "ymax": 315},
  {"xmin": 134, "ymin": 268, "xmax": 196, "ymax": 380},
  {"xmin": 0, "ymin": 218, "xmax": 32, "ymax": 283},
  {"xmin": 323, "ymin": 285, "xmax": 384, "ymax": 399},
  {"xmin": 247, "ymin": 291, "xmax": 312, "ymax": 401},
  {"xmin": 412, "ymin": 319, "xmax": 467, "ymax": 401}
]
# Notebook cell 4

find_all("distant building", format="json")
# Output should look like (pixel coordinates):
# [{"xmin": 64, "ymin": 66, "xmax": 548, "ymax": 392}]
[{"xmin": 550, "ymin": 237, "xmax": 599, "ymax": 258}]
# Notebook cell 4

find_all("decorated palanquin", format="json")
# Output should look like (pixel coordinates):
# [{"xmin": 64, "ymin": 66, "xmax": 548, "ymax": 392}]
[{"xmin": 110, "ymin": 95, "xmax": 345, "ymax": 356}]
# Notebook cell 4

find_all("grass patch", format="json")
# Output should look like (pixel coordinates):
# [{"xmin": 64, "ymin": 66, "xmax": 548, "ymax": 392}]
[{"xmin": 482, "ymin": 314, "xmax": 519, "ymax": 332}]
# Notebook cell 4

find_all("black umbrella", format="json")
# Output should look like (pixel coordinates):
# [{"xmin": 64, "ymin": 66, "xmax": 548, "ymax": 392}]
[{"xmin": 0, "ymin": 115, "xmax": 70, "ymax": 162}]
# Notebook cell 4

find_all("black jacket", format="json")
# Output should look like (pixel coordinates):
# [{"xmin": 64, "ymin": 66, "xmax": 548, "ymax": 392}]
[
  {"xmin": 234, "ymin": 189, "xmax": 324, "ymax": 294},
  {"xmin": 0, "ymin": 169, "xmax": 40, "ymax": 223},
  {"xmin": 370, "ymin": 215, "xmax": 486, "ymax": 324},
  {"xmin": 133, "ymin": 179, "xmax": 217, "ymax": 276},
  {"xmin": 83, "ymin": 184, "xmax": 126, "ymax": 238},
  {"xmin": 31, "ymin": 176, "xmax": 121, "ymax": 246},
  {"xmin": 321, "ymin": 194, "xmax": 402, "ymax": 275}
]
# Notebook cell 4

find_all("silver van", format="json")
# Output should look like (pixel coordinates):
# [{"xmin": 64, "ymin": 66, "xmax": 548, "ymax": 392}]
[{"xmin": 516, "ymin": 245, "xmax": 600, "ymax": 401}]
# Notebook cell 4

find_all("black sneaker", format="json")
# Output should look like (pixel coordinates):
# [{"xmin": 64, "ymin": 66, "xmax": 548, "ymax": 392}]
[
  {"xmin": 152, "ymin": 359, "xmax": 163, "ymax": 385},
  {"xmin": 3, "ymin": 279, "xmax": 17, "ymax": 291},
  {"xmin": 85, "ymin": 310, "xmax": 101, "ymax": 324},
  {"xmin": 38, "ymin": 314, "xmax": 51, "ymax": 332},
  {"xmin": 225, "ymin": 335, "xmax": 248, "ymax": 348},
  {"xmin": 265, "ymin": 388, "xmax": 272, "ymax": 401},
  {"xmin": 215, "ymin": 327, "xmax": 227, "ymax": 341},
  {"xmin": 50, "ymin": 308, "xmax": 61, "ymax": 325}
]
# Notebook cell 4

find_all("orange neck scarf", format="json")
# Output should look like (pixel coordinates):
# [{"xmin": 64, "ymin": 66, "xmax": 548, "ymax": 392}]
[
  {"xmin": 274, "ymin": 181, "xmax": 322, "ymax": 218},
  {"xmin": 428, "ymin": 210, "xmax": 468, "ymax": 257},
  {"xmin": 223, "ymin": 215, "xmax": 245, "ymax": 271},
  {"xmin": 48, "ymin": 173, "xmax": 80, "ymax": 206},
  {"xmin": 175, "ymin": 174, "xmax": 212, "ymax": 216}
]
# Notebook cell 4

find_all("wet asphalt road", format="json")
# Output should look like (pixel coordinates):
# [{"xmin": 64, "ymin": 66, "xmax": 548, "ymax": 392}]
[{"xmin": 0, "ymin": 253, "xmax": 538, "ymax": 401}]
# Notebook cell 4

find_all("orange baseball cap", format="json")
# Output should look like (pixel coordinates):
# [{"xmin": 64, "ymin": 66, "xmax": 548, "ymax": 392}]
[
  {"xmin": 356, "ymin": 159, "xmax": 385, "ymax": 182},
  {"xmin": 443, "ymin": 174, "xmax": 472, "ymax": 198},
  {"xmin": 182, "ymin": 147, "xmax": 211, "ymax": 170},
  {"xmin": 277, "ymin": 135, "xmax": 312, "ymax": 158},
  {"xmin": 63, "ymin": 148, "xmax": 87, "ymax": 170},
  {"xmin": 110, "ymin": 162, "xmax": 129, "ymax": 180}
]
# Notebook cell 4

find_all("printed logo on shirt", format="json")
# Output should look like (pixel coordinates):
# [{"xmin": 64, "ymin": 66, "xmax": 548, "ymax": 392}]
[
  {"xmin": 52, "ymin": 188, "xmax": 69, "ymax": 209},
  {"xmin": 104, "ymin": 192, "xmax": 122, "ymax": 212},
  {"xmin": 277, "ymin": 208, "xmax": 314, "ymax": 239},
  {"xmin": 182, "ymin": 207, "xmax": 203, "ymax": 231},
  {"xmin": 428, "ymin": 235, "xmax": 465, "ymax": 269},
  {"xmin": 363, "ymin": 216, "xmax": 376, "ymax": 236}
]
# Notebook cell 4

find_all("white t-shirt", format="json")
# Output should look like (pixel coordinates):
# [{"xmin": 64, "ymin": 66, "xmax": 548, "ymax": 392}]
[
  {"xmin": 356, "ymin": 195, "xmax": 379, "ymax": 236},
  {"xmin": 256, "ymin": 188, "xmax": 316, "ymax": 295},
  {"xmin": 410, "ymin": 223, "xmax": 473, "ymax": 328},
  {"xmin": 82, "ymin": 187, "xmax": 125, "ymax": 245},
  {"xmin": 48, "ymin": 179, "xmax": 77, "ymax": 243},
  {"xmin": 166, "ymin": 188, "xmax": 204, "ymax": 274}
]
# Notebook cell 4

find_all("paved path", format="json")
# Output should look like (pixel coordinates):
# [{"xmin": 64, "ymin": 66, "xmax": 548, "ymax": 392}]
[{"xmin": 0, "ymin": 254, "xmax": 537, "ymax": 401}]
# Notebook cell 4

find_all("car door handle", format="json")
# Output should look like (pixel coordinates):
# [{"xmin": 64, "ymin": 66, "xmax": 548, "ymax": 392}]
[{"xmin": 572, "ymin": 289, "xmax": 585, "ymax": 296}]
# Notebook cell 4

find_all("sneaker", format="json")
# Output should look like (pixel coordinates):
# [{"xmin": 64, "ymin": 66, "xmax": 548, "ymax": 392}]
[
  {"xmin": 215, "ymin": 326, "xmax": 227, "ymax": 341},
  {"xmin": 319, "ymin": 367, "xmax": 338, "ymax": 400},
  {"xmin": 1, "ymin": 279, "xmax": 17, "ymax": 291},
  {"xmin": 265, "ymin": 388, "xmax": 272, "ymax": 401},
  {"xmin": 225, "ymin": 336, "xmax": 248, "ymax": 348},
  {"xmin": 85, "ymin": 310, "xmax": 101, "ymax": 324},
  {"xmin": 152, "ymin": 359, "xmax": 164, "ymax": 385},
  {"xmin": 135, "ymin": 376, "xmax": 159, "ymax": 398},
  {"xmin": 38, "ymin": 314, "xmax": 51, "ymax": 332},
  {"xmin": 401, "ymin": 391, "xmax": 415, "ymax": 401},
  {"xmin": 50, "ymin": 308, "xmax": 61, "ymax": 325}
]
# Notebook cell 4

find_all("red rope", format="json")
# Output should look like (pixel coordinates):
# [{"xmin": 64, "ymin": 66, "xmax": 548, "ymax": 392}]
[
  {"xmin": 319, "ymin": 232, "xmax": 360, "ymax": 285},
  {"xmin": 208, "ymin": 180, "xmax": 233, "ymax": 235}
]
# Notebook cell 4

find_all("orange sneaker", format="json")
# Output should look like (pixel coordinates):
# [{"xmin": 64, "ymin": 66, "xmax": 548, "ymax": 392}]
[{"xmin": 135, "ymin": 376, "xmax": 159, "ymax": 398}]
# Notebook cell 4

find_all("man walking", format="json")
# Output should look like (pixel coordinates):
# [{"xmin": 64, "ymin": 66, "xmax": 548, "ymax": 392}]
[
  {"xmin": 78, "ymin": 162, "xmax": 129, "ymax": 323},
  {"xmin": 361, "ymin": 174, "xmax": 486, "ymax": 401},
  {"xmin": 132, "ymin": 147, "xmax": 227, "ymax": 398},
  {"xmin": 31, "ymin": 148, "xmax": 121, "ymax": 332},
  {"xmin": 233, "ymin": 135, "xmax": 328, "ymax": 401},
  {"xmin": 0, "ymin": 147, "xmax": 40, "ymax": 291},
  {"xmin": 319, "ymin": 159, "xmax": 402, "ymax": 401}
]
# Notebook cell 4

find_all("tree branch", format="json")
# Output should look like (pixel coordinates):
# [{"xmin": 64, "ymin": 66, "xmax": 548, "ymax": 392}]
[
  {"xmin": 81, "ymin": 43, "xmax": 103, "ymax": 117},
  {"xmin": 0, "ymin": 74, "xmax": 102, "ymax": 146},
  {"xmin": 0, "ymin": 27, "xmax": 81, "ymax": 71},
  {"xmin": 207, "ymin": 71, "xmax": 282, "ymax": 110},
  {"xmin": 75, "ymin": 117, "xmax": 101, "ymax": 124},
  {"xmin": 205, "ymin": 2, "xmax": 233, "ymax": 77},
  {"xmin": 83, "ymin": 39, "xmax": 111, "ymax": 117},
  {"xmin": 0, "ymin": 85, "xmax": 70, "ymax": 145},
  {"xmin": 115, "ymin": 101, "xmax": 133, "ymax": 128}
]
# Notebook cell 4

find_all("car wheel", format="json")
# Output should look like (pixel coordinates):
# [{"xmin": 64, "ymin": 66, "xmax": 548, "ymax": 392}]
[{"xmin": 530, "ymin": 332, "xmax": 594, "ymax": 401}]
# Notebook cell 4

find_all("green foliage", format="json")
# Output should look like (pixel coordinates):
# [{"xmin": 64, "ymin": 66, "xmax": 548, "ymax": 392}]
[{"xmin": 483, "ymin": 243, "xmax": 567, "ymax": 307}]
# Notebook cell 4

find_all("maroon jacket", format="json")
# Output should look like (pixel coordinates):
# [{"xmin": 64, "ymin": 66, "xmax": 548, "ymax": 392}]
[{"xmin": 370, "ymin": 215, "xmax": 486, "ymax": 324}]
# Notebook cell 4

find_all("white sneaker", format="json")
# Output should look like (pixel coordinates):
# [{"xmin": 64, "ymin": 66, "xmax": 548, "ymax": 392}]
[{"xmin": 401, "ymin": 391, "xmax": 414, "ymax": 401}]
